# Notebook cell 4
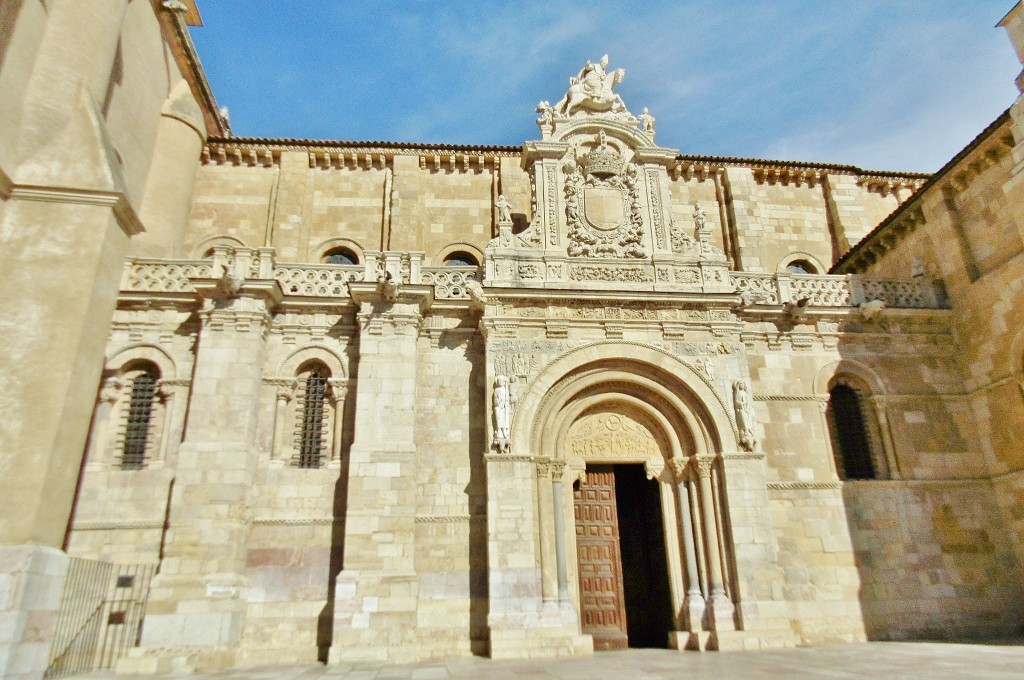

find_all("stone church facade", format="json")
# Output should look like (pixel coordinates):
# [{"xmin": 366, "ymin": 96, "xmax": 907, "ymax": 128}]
[{"xmin": 4, "ymin": 2, "xmax": 1024, "ymax": 677}]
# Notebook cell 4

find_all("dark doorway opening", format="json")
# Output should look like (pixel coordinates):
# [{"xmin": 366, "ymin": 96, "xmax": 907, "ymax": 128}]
[{"xmin": 614, "ymin": 464, "xmax": 674, "ymax": 648}]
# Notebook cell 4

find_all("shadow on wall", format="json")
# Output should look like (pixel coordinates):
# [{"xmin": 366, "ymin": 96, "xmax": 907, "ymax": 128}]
[
  {"xmin": 843, "ymin": 481, "xmax": 1024, "ymax": 640},
  {"xmin": 316, "ymin": 349, "xmax": 357, "ymax": 663},
  {"xmin": 467, "ymin": 336, "xmax": 489, "ymax": 655}
]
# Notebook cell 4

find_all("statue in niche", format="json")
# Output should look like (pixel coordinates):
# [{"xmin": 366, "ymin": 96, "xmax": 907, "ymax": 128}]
[
  {"xmin": 496, "ymin": 194, "xmax": 512, "ymax": 224},
  {"xmin": 555, "ymin": 54, "xmax": 628, "ymax": 116},
  {"xmin": 493, "ymin": 375, "xmax": 512, "ymax": 452},
  {"xmin": 733, "ymin": 380, "xmax": 757, "ymax": 451}
]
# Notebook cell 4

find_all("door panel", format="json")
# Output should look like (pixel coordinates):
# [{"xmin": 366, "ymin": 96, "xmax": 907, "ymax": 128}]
[{"xmin": 573, "ymin": 465, "xmax": 628, "ymax": 650}]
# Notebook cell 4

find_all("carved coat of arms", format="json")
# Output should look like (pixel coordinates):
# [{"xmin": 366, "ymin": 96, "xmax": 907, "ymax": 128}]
[{"xmin": 564, "ymin": 131, "xmax": 646, "ymax": 258}]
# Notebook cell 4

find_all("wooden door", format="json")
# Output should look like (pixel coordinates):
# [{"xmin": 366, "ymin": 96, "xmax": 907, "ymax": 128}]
[{"xmin": 573, "ymin": 465, "xmax": 628, "ymax": 650}]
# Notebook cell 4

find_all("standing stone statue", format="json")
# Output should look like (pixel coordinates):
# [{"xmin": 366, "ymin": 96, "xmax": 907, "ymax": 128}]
[
  {"xmin": 733, "ymin": 380, "xmax": 757, "ymax": 451},
  {"xmin": 493, "ymin": 375, "xmax": 512, "ymax": 452},
  {"xmin": 496, "ymin": 194, "xmax": 512, "ymax": 224},
  {"xmin": 536, "ymin": 100, "xmax": 554, "ymax": 125},
  {"xmin": 638, "ymin": 107, "xmax": 655, "ymax": 133}
]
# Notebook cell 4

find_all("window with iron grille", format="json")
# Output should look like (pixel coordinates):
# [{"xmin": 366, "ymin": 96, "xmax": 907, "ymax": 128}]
[
  {"xmin": 121, "ymin": 369, "xmax": 157, "ymax": 470},
  {"xmin": 296, "ymin": 367, "xmax": 328, "ymax": 468},
  {"xmin": 827, "ymin": 384, "xmax": 876, "ymax": 480}
]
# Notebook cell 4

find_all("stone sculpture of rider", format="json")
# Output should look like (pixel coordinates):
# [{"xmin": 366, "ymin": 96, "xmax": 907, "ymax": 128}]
[{"xmin": 555, "ymin": 54, "xmax": 628, "ymax": 116}]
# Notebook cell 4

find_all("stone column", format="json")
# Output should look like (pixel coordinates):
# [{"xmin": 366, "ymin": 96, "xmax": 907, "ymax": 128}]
[
  {"xmin": 121, "ymin": 263, "xmax": 282, "ymax": 673},
  {"xmin": 327, "ymin": 378, "xmax": 348, "ymax": 468},
  {"xmin": 694, "ymin": 455, "xmax": 735, "ymax": 632},
  {"xmin": 535, "ymin": 459, "xmax": 558, "ymax": 607},
  {"xmin": 670, "ymin": 458, "xmax": 706, "ymax": 632},
  {"xmin": 269, "ymin": 378, "xmax": 297, "ymax": 466},
  {"xmin": 85, "ymin": 377, "xmax": 123, "ymax": 471},
  {"xmin": 154, "ymin": 380, "xmax": 176, "ymax": 467},
  {"xmin": 329, "ymin": 281, "xmax": 432, "ymax": 665},
  {"xmin": 550, "ymin": 460, "xmax": 570, "ymax": 605}
]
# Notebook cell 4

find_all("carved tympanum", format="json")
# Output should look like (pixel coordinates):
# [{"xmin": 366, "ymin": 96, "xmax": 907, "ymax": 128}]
[{"xmin": 566, "ymin": 409, "xmax": 663, "ymax": 460}]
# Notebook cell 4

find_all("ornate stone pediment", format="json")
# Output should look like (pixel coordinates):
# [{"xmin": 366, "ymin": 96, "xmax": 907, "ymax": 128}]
[{"xmin": 484, "ymin": 55, "xmax": 730, "ymax": 292}]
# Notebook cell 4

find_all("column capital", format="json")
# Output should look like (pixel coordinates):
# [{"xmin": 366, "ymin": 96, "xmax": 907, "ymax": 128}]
[
  {"xmin": 669, "ymin": 456, "xmax": 689, "ymax": 483},
  {"xmin": 327, "ymin": 378, "xmax": 349, "ymax": 404},
  {"xmin": 98, "ymin": 376, "xmax": 123, "ymax": 404},
  {"xmin": 549, "ymin": 459, "xmax": 567, "ymax": 481},
  {"xmin": 693, "ymin": 454, "xmax": 717, "ymax": 478}
]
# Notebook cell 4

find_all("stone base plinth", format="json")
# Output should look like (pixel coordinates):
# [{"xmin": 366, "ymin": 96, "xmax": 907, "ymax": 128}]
[
  {"xmin": 116, "ymin": 646, "xmax": 236, "ymax": 675},
  {"xmin": 667, "ymin": 630, "xmax": 710, "ymax": 651},
  {"xmin": 329, "ymin": 571, "xmax": 419, "ymax": 664},
  {"xmin": 488, "ymin": 609, "xmax": 592, "ymax": 659},
  {"xmin": 707, "ymin": 629, "xmax": 797, "ymax": 651},
  {"xmin": 0, "ymin": 545, "xmax": 69, "ymax": 680}
]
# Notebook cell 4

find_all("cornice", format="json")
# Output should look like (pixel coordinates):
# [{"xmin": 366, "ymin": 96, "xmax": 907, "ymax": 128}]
[
  {"xmin": 201, "ymin": 137, "xmax": 934, "ymax": 183},
  {"xmin": 160, "ymin": 1, "xmax": 228, "ymax": 137},
  {"xmin": 675, "ymin": 156, "xmax": 930, "ymax": 187},
  {"xmin": 8, "ymin": 184, "xmax": 144, "ymax": 236}
]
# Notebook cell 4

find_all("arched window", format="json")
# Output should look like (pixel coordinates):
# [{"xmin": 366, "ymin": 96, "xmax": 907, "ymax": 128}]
[
  {"xmin": 826, "ymin": 384, "xmax": 877, "ymax": 480},
  {"xmin": 443, "ymin": 251, "xmax": 479, "ymax": 267},
  {"xmin": 786, "ymin": 259, "xmax": 818, "ymax": 275},
  {"xmin": 296, "ymin": 363, "xmax": 330, "ymax": 468},
  {"xmin": 120, "ymin": 363, "xmax": 160, "ymax": 470},
  {"xmin": 323, "ymin": 247, "xmax": 359, "ymax": 265}
]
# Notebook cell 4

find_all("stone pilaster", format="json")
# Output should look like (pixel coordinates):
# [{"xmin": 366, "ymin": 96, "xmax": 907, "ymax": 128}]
[
  {"xmin": 329, "ymin": 281, "xmax": 432, "ymax": 664},
  {"xmin": 712, "ymin": 452, "xmax": 793, "ymax": 650},
  {"xmin": 120, "ymin": 262, "xmax": 281, "ymax": 673}
]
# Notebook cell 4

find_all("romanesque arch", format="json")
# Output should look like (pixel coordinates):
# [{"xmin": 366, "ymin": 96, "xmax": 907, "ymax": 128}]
[
  {"xmin": 511, "ymin": 341, "xmax": 737, "ymax": 458},
  {"xmin": 507, "ymin": 342, "xmax": 740, "ymax": 649}
]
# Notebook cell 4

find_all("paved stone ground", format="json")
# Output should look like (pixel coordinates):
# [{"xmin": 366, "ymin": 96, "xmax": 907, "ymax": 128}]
[{"xmin": 79, "ymin": 642, "xmax": 1024, "ymax": 679}]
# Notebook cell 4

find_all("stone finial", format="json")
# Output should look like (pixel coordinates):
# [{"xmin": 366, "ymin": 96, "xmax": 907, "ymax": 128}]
[
  {"xmin": 638, "ymin": 107, "xmax": 655, "ymax": 134},
  {"xmin": 536, "ymin": 100, "xmax": 554, "ymax": 125}
]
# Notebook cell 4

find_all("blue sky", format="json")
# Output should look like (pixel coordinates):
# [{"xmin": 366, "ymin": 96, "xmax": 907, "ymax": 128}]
[{"xmin": 189, "ymin": 2, "xmax": 1020, "ymax": 173}]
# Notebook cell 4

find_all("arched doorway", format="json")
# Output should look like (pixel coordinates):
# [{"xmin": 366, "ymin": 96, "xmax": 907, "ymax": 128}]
[{"xmin": 508, "ymin": 343, "xmax": 741, "ymax": 651}]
